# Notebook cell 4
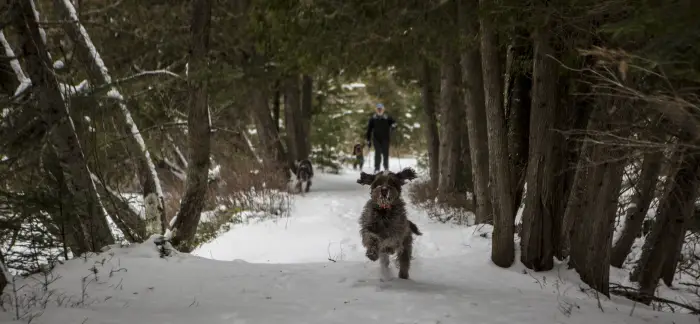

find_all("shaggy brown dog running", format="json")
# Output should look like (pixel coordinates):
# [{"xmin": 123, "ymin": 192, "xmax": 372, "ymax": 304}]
[
  {"xmin": 357, "ymin": 168, "xmax": 422, "ymax": 280},
  {"xmin": 294, "ymin": 159, "xmax": 313, "ymax": 193}
]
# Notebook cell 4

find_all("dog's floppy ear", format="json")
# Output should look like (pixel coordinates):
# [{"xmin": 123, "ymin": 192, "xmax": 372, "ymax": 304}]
[
  {"xmin": 396, "ymin": 167, "xmax": 417, "ymax": 183},
  {"xmin": 357, "ymin": 172, "xmax": 375, "ymax": 185}
]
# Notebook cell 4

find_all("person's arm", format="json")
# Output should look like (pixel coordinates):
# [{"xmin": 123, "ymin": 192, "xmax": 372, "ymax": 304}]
[
  {"xmin": 389, "ymin": 115, "xmax": 397, "ymax": 131},
  {"xmin": 366, "ymin": 117, "xmax": 374, "ymax": 144}
]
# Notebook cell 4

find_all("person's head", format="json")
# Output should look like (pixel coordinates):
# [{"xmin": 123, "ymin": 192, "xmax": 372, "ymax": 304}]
[{"xmin": 375, "ymin": 103, "xmax": 385, "ymax": 115}]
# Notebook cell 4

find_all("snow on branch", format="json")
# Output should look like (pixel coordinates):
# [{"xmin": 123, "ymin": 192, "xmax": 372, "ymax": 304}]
[
  {"xmin": 10, "ymin": 70, "xmax": 181, "ymax": 101},
  {"xmin": 30, "ymin": 0, "xmax": 49, "ymax": 56},
  {"xmin": 95, "ymin": 70, "xmax": 183, "ymax": 99},
  {"xmin": 0, "ymin": 31, "xmax": 27, "ymax": 81},
  {"xmin": 3, "ymin": 28, "xmax": 91, "ymax": 100},
  {"xmin": 89, "ymin": 173, "xmax": 142, "ymax": 218},
  {"xmin": 60, "ymin": 0, "xmax": 110, "ymax": 81},
  {"xmin": 0, "ymin": 30, "xmax": 33, "ymax": 100},
  {"xmin": 161, "ymin": 157, "xmax": 187, "ymax": 181},
  {"xmin": 171, "ymin": 138, "xmax": 188, "ymax": 169},
  {"xmin": 10, "ymin": 79, "xmax": 91, "ymax": 101}
]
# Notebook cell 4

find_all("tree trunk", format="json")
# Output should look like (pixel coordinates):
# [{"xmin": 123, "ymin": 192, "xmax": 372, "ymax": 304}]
[
  {"xmin": 437, "ymin": 56, "xmax": 450, "ymax": 193},
  {"xmin": 437, "ymin": 44, "xmax": 467, "ymax": 198},
  {"xmin": 458, "ymin": 0, "xmax": 492, "ymax": 224},
  {"xmin": 54, "ymin": 0, "xmax": 167, "ymax": 234},
  {"xmin": 283, "ymin": 74, "xmax": 301, "ymax": 165},
  {"xmin": 519, "ymin": 28, "xmax": 558, "ymax": 271},
  {"xmin": 558, "ymin": 89, "xmax": 598, "ymax": 258},
  {"xmin": 0, "ymin": 31, "xmax": 43, "ymax": 154},
  {"xmin": 560, "ymin": 139, "xmax": 593, "ymax": 256},
  {"xmin": 273, "ymin": 80, "xmax": 281, "ymax": 132},
  {"xmin": 0, "ymin": 251, "xmax": 8, "ymax": 295},
  {"xmin": 282, "ymin": 73, "xmax": 312, "ymax": 167},
  {"xmin": 457, "ymin": 101, "xmax": 473, "ymax": 194},
  {"xmin": 479, "ymin": 0, "xmax": 515, "ymax": 266},
  {"xmin": 300, "ymin": 74, "xmax": 313, "ymax": 160},
  {"xmin": 564, "ymin": 106, "xmax": 627, "ymax": 297},
  {"xmin": 555, "ymin": 90, "xmax": 594, "ymax": 259},
  {"xmin": 610, "ymin": 151, "xmax": 663, "ymax": 268},
  {"xmin": 169, "ymin": 0, "xmax": 213, "ymax": 252},
  {"xmin": 14, "ymin": 0, "xmax": 114, "ymax": 251},
  {"xmin": 632, "ymin": 149, "xmax": 700, "ymax": 303},
  {"xmin": 252, "ymin": 84, "xmax": 288, "ymax": 173},
  {"xmin": 420, "ymin": 58, "xmax": 440, "ymax": 188},
  {"xmin": 575, "ymin": 152, "xmax": 625, "ymax": 297},
  {"xmin": 661, "ymin": 224, "xmax": 687, "ymax": 287},
  {"xmin": 505, "ymin": 31, "xmax": 532, "ymax": 214},
  {"xmin": 41, "ymin": 146, "xmax": 91, "ymax": 256},
  {"xmin": 0, "ymin": 43, "xmax": 85, "ymax": 255}
]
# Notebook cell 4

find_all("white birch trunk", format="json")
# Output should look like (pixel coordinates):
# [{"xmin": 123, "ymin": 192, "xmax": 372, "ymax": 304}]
[{"xmin": 54, "ymin": 0, "xmax": 167, "ymax": 234}]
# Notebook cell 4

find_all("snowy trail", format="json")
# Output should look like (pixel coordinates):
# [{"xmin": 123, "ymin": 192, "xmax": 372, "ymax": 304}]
[
  {"xmin": 192, "ymin": 158, "xmax": 476, "ymax": 263},
  {"xmin": 2, "ymin": 158, "xmax": 696, "ymax": 324}
]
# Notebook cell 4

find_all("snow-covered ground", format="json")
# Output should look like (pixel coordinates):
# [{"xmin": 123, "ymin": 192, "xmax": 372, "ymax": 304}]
[{"xmin": 1, "ymin": 158, "xmax": 696, "ymax": 324}]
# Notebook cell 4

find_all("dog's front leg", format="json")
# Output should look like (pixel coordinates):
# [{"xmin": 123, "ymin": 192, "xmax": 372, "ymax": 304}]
[
  {"xmin": 304, "ymin": 180, "xmax": 312, "ymax": 192},
  {"xmin": 379, "ymin": 252, "xmax": 393, "ymax": 282},
  {"xmin": 361, "ymin": 229, "xmax": 380, "ymax": 261}
]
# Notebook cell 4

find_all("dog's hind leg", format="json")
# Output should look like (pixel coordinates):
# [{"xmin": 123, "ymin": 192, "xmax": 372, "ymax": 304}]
[
  {"xmin": 304, "ymin": 180, "xmax": 311, "ymax": 192},
  {"xmin": 397, "ymin": 235, "xmax": 413, "ymax": 279}
]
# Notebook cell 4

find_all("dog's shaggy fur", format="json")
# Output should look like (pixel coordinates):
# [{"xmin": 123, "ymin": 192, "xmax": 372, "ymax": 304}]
[
  {"xmin": 294, "ymin": 159, "xmax": 314, "ymax": 193},
  {"xmin": 357, "ymin": 168, "xmax": 422, "ymax": 280}
]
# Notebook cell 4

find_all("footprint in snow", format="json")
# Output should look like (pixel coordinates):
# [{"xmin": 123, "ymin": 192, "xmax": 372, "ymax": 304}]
[
  {"xmin": 351, "ymin": 278, "xmax": 393, "ymax": 291},
  {"xmin": 220, "ymin": 312, "xmax": 247, "ymax": 323}
]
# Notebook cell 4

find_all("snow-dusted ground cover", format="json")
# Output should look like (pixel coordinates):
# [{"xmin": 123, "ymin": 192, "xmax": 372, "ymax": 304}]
[{"xmin": 1, "ymin": 158, "xmax": 697, "ymax": 324}]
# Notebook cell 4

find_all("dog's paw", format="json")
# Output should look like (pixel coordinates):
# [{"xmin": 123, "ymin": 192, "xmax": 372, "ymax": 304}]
[
  {"xmin": 398, "ymin": 270, "xmax": 409, "ymax": 280},
  {"xmin": 365, "ymin": 249, "xmax": 379, "ymax": 261}
]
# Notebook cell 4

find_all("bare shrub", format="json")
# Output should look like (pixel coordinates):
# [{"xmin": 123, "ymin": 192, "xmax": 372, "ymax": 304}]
[
  {"xmin": 0, "ymin": 192, "xmax": 68, "ymax": 277},
  {"xmin": 0, "ymin": 249, "xmax": 135, "ymax": 323},
  {"xmin": 407, "ymin": 179, "xmax": 475, "ymax": 225},
  {"xmin": 214, "ymin": 156, "xmax": 290, "ymax": 213},
  {"xmin": 189, "ymin": 153, "xmax": 292, "ymax": 247},
  {"xmin": 670, "ymin": 231, "xmax": 700, "ymax": 310}
]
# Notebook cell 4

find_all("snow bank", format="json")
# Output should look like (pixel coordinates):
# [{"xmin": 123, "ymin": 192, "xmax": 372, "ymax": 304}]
[{"xmin": 1, "ymin": 231, "xmax": 694, "ymax": 324}]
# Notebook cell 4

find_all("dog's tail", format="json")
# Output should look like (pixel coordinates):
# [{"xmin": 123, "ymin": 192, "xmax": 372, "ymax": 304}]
[{"xmin": 408, "ymin": 220, "xmax": 422, "ymax": 236}]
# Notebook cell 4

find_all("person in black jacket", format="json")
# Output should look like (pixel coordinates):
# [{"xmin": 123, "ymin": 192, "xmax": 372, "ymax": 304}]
[{"xmin": 366, "ymin": 103, "xmax": 397, "ymax": 173}]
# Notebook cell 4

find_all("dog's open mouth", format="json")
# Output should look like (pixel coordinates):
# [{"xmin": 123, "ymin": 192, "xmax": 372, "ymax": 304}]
[{"xmin": 376, "ymin": 197, "xmax": 392, "ymax": 209}]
